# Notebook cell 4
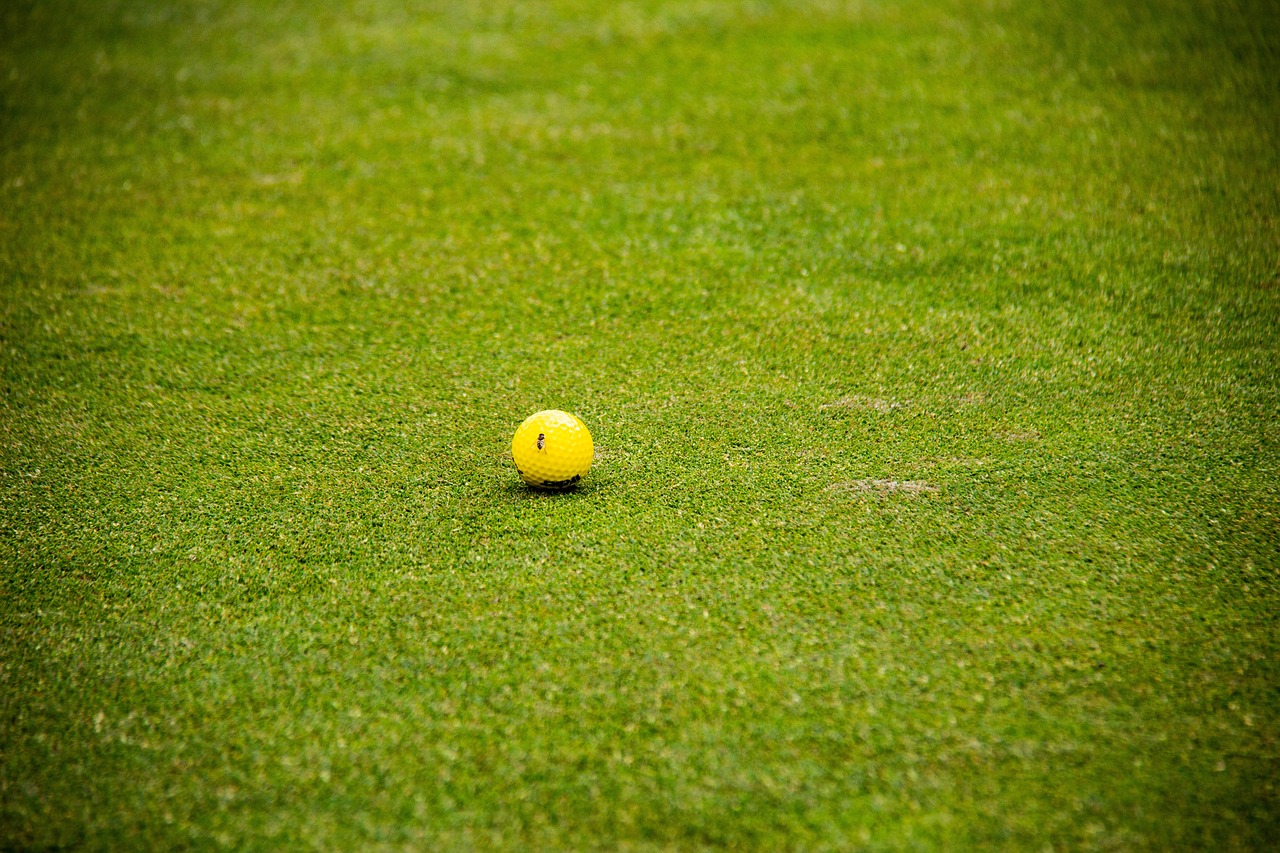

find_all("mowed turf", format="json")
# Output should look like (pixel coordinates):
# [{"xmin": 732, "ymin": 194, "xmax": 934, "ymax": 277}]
[{"xmin": 2, "ymin": 0, "xmax": 1278, "ymax": 848}]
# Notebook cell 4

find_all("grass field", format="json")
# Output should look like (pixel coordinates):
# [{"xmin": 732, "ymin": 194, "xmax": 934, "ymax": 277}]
[{"xmin": 3, "ymin": 0, "xmax": 1279, "ymax": 848}]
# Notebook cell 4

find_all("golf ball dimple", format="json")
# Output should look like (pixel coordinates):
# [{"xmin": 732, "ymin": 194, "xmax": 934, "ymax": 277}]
[{"xmin": 511, "ymin": 410, "xmax": 593, "ymax": 490}]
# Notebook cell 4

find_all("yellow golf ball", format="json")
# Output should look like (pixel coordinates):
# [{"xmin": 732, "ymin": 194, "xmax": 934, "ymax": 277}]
[{"xmin": 511, "ymin": 410, "xmax": 593, "ymax": 490}]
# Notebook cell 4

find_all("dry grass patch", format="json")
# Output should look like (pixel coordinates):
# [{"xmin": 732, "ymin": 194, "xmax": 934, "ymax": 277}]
[
  {"xmin": 826, "ymin": 479, "xmax": 940, "ymax": 495},
  {"xmin": 820, "ymin": 395, "xmax": 909, "ymax": 413}
]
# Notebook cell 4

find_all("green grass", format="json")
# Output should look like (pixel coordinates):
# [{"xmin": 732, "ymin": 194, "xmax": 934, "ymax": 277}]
[{"xmin": 2, "ymin": 0, "xmax": 1278, "ymax": 848}]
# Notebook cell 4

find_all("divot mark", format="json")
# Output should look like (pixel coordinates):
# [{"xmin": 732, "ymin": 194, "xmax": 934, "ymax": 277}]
[
  {"xmin": 827, "ymin": 479, "xmax": 939, "ymax": 495},
  {"xmin": 821, "ymin": 395, "xmax": 909, "ymax": 413}
]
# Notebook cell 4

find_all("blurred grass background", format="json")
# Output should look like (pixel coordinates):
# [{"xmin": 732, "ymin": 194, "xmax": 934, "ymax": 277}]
[{"xmin": 2, "ymin": 0, "xmax": 1278, "ymax": 848}]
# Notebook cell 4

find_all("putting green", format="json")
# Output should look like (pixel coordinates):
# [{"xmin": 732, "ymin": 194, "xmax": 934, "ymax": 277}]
[{"xmin": 2, "ymin": 0, "xmax": 1277, "ymax": 848}]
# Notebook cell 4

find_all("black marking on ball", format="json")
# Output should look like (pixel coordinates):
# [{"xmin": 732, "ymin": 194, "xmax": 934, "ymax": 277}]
[
  {"xmin": 537, "ymin": 432, "xmax": 546, "ymax": 451},
  {"xmin": 539, "ymin": 474, "xmax": 581, "ymax": 490}
]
